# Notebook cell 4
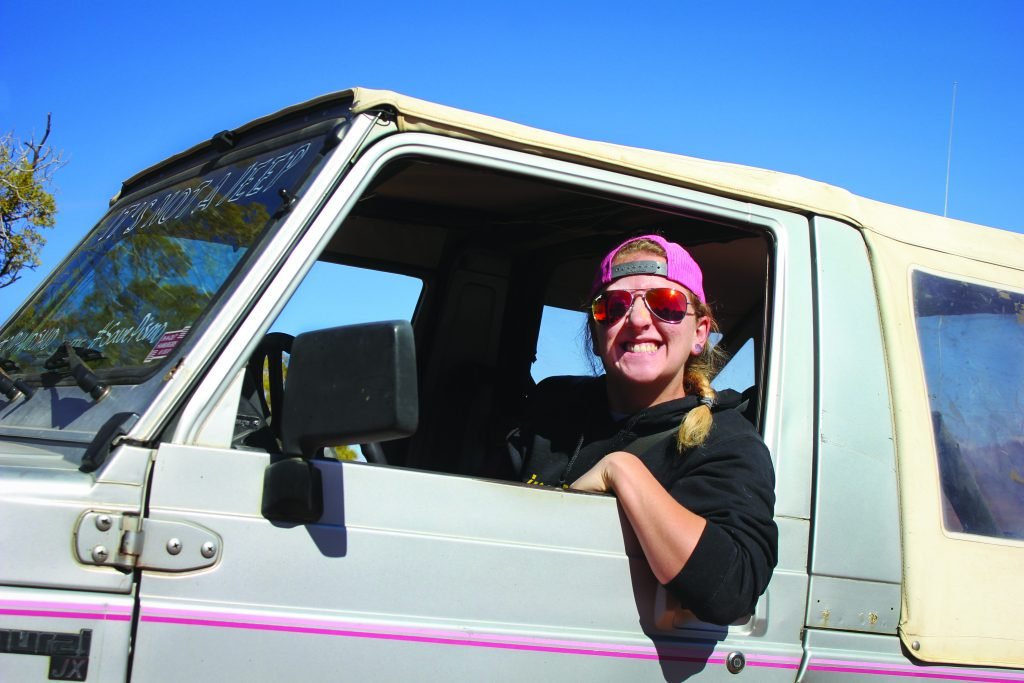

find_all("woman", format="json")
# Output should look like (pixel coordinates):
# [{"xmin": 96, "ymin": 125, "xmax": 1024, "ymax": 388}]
[{"xmin": 513, "ymin": 234, "xmax": 777, "ymax": 625}]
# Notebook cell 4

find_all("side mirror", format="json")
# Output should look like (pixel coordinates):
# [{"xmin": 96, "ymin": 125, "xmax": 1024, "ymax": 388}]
[
  {"xmin": 280, "ymin": 320, "xmax": 418, "ymax": 457},
  {"xmin": 262, "ymin": 320, "xmax": 418, "ymax": 523}
]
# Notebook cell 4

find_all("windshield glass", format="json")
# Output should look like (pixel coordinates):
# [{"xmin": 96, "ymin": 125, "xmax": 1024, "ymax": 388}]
[{"xmin": 0, "ymin": 137, "xmax": 322, "ymax": 382}]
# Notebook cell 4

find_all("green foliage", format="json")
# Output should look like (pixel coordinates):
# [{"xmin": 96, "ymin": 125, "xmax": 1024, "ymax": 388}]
[
  {"xmin": 332, "ymin": 445, "xmax": 361, "ymax": 460},
  {"xmin": 0, "ymin": 114, "xmax": 64, "ymax": 289},
  {"xmin": 3, "ymin": 165, "xmax": 272, "ymax": 373}
]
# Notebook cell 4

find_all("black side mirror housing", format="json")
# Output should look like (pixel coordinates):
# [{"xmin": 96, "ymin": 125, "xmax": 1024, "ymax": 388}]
[
  {"xmin": 261, "ymin": 458, "xmax": 324, "ymax": 523},
  {"xmin": 279, "ymin": 320, "xmax": 418, "ymax": 458}
]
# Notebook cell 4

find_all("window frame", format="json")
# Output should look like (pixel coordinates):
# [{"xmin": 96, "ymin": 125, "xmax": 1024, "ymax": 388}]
[{"xmin": 171, "ymin": 128, "xmax": 813, "ymax": 509}]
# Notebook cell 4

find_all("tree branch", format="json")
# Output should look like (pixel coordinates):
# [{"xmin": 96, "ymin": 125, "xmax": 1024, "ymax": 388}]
[
  {"xmin": 0, "ymin": 115, "xmax": 62, "ymax": 289},
  {"xmin": 26, "ymin": 113, "xmax": 53, "ymax": 168}
]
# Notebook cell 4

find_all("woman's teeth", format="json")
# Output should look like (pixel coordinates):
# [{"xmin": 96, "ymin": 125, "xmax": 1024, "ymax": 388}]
[{"xmin": 626, "ymin": 342, "xmax": 658, "ymax": 353}]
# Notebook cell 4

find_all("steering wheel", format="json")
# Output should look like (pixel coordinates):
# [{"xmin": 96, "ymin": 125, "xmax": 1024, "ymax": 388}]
[
  {"xmin": 360, "ymin": 442, "xmax": 388, "ymax": 465},
  {"xmin": 244, "ymin": 332, "xmax": 294, "ymax": 445}
]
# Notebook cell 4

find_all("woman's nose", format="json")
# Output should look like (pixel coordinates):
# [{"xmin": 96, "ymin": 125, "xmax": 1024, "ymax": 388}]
[{"xmin": 625, "ymin": 293, "xmax": 652, "ymax": 327}]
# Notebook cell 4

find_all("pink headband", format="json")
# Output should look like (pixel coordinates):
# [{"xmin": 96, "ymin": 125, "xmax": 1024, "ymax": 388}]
[{"xmin": 590, "ymin": 234, "xmax": 705, "ymax": 303}]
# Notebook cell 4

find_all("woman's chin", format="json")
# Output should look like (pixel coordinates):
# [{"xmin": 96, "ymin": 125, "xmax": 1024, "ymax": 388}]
[{"xmin": 610, "ymin": 361, "xmax": 666, "ymax": 386}]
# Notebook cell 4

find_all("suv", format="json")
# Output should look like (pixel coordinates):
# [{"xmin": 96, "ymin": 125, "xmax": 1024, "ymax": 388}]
[{"xmin": 1, "ymin": 88, "xmax": 1021, "ymax": 682}]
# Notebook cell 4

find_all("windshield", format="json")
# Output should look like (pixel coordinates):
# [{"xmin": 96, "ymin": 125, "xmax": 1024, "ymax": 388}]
[{"xmin": 0, "ymin": 137, "xmax": 322, "ymax": 382}]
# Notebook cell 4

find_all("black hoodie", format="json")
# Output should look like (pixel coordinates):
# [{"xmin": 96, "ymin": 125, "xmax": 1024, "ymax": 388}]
[{"xmin": 511, "ymin": 375, "xmax": 778, "ymax": 625}]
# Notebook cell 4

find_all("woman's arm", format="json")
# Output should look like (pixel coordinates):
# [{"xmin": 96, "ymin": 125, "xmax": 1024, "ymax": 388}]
[
  {"xmin": 570, "ymin": 450, "xmax": 706, "ymax": 583},
  {"xmin": 571, "ymin": 427, "xmax": 778, "ymax": 625}
]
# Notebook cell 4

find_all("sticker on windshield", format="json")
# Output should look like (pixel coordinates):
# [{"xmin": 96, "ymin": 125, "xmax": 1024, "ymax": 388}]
[{"xmin": 144, "ymin": 327, "xmax": 191, "ymax": 363}]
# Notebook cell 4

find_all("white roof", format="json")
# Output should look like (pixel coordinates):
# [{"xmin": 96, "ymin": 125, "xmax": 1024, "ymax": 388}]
[
  {"xmin": 343, "ymin": 87, "xmax": 1022, "ymax": 270},
  {"xmin": 123, "ymin": 86, "xmax": 1023, "ymax": 272}
]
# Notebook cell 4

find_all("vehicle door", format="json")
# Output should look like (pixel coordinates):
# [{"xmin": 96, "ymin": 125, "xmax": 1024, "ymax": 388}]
[{"xmin": 128, "ymin": 130, "xmax": 815, "ymax": 682}]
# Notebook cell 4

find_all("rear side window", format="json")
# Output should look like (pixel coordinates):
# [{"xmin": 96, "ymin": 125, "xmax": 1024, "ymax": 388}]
[
  {"xmin": 913, "ymin": 270, "xmax": 1024, "ymax": 540},
  {"xmin": 531, "ymin": 306, "xmax": 593, "ymax": 382}
]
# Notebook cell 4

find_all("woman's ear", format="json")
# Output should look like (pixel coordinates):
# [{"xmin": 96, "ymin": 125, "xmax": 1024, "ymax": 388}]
[{"xmin": 692, "ymin": 315, "xmax": 711, "ymax": 355}]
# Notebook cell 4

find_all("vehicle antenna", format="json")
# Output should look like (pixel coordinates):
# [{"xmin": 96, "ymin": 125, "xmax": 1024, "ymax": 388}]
[{"xmin": 944, "ymin": 81, "xmax": 958, "ymax": 217}]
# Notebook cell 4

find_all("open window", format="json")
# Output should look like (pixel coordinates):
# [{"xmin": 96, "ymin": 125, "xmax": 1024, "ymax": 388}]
[
  {"xmin": 236, "ymin": 262, "xmax": 424, "ymax": 460},
  {"xmin": 246, "ymin": 153, "xmax": 773, "ymax": 479}
]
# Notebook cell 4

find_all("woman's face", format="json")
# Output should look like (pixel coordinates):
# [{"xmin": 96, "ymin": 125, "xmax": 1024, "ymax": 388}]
[{"xmin": 593, "ymin": 254, "xmax": 710, "ymax": 411}]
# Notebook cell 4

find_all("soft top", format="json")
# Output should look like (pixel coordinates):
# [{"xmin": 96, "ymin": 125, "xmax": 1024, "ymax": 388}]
[{"xmin": 127, "ymin": 87, "xmax": 1024, "ymax": 270}]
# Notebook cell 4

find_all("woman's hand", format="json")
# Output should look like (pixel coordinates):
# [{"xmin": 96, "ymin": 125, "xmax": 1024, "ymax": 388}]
[
  {"xmin": 571, "ymin": 451, "xmax": 707, "ymax": 584},
  {"xmin": 569, "ymin": 451, "xmax": 630, "ymax": 493}
]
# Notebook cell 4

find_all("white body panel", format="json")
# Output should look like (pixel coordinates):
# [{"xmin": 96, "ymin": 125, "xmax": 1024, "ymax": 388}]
[{"xmin": 130, "ymin": 446, "xmax": 802, "ymax": 681}]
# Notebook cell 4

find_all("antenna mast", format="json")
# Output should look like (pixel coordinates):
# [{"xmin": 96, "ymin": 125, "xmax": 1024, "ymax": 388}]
[{"xmin": 944, "ymin": 81, "xmax": 958, "ymax": 217}]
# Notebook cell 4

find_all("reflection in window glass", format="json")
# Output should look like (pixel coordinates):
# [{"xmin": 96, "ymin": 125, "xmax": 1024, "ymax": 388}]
[
  {"xmin": 913, "ymin": 270, "xmax": 1024, "ymax": 540},
  {"xmin": 0, "ymin": 138, "xmax": 321, "ymax": 379}
]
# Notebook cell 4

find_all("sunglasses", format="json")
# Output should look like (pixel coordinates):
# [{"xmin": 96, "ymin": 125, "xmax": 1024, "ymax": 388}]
[{"xmin": 591, "ymin": 288, "xmax": 691, "ymax": 325}]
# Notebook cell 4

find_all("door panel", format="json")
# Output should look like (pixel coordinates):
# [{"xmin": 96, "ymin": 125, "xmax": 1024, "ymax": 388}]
[{"xmin": 131, "ymin": 444, "xmax": 801, "ymax": 681}]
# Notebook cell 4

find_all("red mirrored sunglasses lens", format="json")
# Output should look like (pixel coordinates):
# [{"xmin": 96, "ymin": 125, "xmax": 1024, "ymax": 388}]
[
  {"xmin": 592, "ymin": 290, "xmax": 632, "ymax": 324},
  {"xmin": 645, "ymin": 288, "xmax": 688, "ymax": 322},
  {"xmin": 591, "ymin": 288, "xmax": 688, "ymax": 324}
]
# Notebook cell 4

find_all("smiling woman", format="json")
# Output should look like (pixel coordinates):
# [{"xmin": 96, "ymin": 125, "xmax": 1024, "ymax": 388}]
[
  {"xmin": 510, "ymin": 234, "xmax": 778, "ymax": 626},
  {"xmin": 590, "ymin": 237, "xmax": 715, "ymax": 420}
]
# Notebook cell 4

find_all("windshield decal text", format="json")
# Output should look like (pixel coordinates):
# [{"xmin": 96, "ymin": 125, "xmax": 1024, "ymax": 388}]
[
  {"xmin": 92, "ymin": 313, "xmax": 169, "ymax": 349},
  {"xmin": 0, "ymin": 328, "xmax": 67, "ymax": 356},
  {"xmin": 0, "ymin": 135, "xmax": 324, "ymax": 378},
  {"xmin": 97, "ymin": 142, "xmax": 312, "ymax": 242},
  {"xmin": 144, "ymin": 327, "xmax": 191, "ymax": 363},
  {"xmin": 0, "ymin": 313, "xmax": 171, "ymax": 358}
]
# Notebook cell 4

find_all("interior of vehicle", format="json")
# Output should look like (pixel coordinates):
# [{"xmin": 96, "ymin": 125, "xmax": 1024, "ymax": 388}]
[{"xmin": 236, "ymin": 155, "xmax": 773, "ymax": 480}]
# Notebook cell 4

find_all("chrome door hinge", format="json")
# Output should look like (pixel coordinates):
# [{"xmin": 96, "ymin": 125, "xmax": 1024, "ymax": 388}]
[{"xmin": 74, "ymin": 511, "xmax": 221, "ymax": 572}]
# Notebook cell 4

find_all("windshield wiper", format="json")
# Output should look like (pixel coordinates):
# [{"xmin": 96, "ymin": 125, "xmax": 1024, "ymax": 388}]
[
  {"xmin": 43, "ymin": 341, "xmax": 111, "ymax": 402},
  {"xmin": 0, "ymin": 367, "xmax": 34, "ymax": 402}
]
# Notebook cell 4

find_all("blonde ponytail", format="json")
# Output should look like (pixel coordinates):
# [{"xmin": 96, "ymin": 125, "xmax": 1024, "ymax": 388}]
[
  {"xmin": 677, "ymin": 369, "xmax": 715, "ymax": 450},
  {"xmin": 676, "ymin": 299, "xmax": 728, "ymax": 451}
]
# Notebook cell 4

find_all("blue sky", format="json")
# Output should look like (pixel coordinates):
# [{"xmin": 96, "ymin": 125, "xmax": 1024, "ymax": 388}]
[{"xmin": 3, "ymin": 0, "xmax": 1023, "ymax": 335}]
